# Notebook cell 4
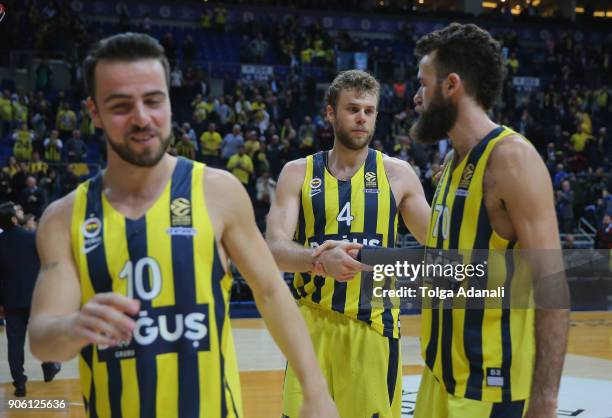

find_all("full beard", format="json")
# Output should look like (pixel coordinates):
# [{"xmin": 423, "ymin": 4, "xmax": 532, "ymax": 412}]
[
  {"xmin": 410, "ymin": 88, "xmax": 458, "ymax": 144},
  {"xmin": 334, "ymin": 121, "xmax": 374, "ymax": 151},
  {"xmin": 106, "ymin": 127, "xmax": 173, "ymax": 167}
]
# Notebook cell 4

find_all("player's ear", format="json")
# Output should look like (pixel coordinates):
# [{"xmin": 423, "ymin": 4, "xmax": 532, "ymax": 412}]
[
  {"xmin": 445, "ymin": 73, "xmax": 461, "ymax": 98},
  {"xmin": 86, "ymin": 97, "xmax": 103, "ymax": 129},
  {"xmin": 325, "ymin": 104, "xmax": 335, "ymax": 123}
]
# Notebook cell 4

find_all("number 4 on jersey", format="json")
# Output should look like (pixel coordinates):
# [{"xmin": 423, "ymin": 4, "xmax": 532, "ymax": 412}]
[{"xmin": 337, "ymin": 202, "xmax": 354, "ymax": 226}]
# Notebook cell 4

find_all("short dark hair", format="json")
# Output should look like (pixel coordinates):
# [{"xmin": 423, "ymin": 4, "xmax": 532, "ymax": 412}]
[
  {"xmin": 0, "ymin": 201, "xmax": 16, "ymax": 231},
  {"xmin": 325, "ymin": 70, "xmax": 380, "ymax": 110},
  {"xmin": 415, "ymin": 23, "xmax": 505, "ymax": 110},
  {"xmin": 83, "ymin": 32, "xmax": 170, "ymax": 101}
]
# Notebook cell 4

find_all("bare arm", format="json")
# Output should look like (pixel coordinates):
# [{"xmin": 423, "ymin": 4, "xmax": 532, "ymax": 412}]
[
  {"xmin": 28, "ymin": 196, "xmax": 139, "ymax": 362},
  {"xmin": 207, "ymin": 169, "xmax": 337, "ymax": 416},
  {"xmin": 491, "ymin": 137, "xmax": 569, "ymax": 418},
  {"xmin": 265, "ymin": 159, "xmax": 318, "ymax": 272},
  {"xmin": 385, "ymin": 156, "xmax": 431, "ymax": 244}
]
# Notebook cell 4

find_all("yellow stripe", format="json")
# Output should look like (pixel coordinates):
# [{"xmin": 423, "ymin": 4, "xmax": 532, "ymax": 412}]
[
  {"xmin": 156, "ymin": 353, "xmax": 178, "ymax": 418},
  {"xmin": 346, "ymin": 163, "xmax": 366, "ymax": 317},
  {"xmin": 72, "ymin": 182, "xmax": 95, "ymax": 303},
  {"xmin": 120, "ymin": 359, "xmax": 140, "ymax": 418},
  {"xmin": 194, "ymin": 163, "xmax": 223, "ymax": 417},
  {"xmin": 298, "ymin": 156, "xmax": 315, "ymax": 296}
]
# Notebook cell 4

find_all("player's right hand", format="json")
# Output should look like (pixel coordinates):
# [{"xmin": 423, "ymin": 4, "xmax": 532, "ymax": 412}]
[
  {"xmin": 313, "ymin": 241, "xmax": 371, "ymax": 282},
  {"xmin": 299, "ymin": 393, "xmax": 340, "ymax": 418},
  {"xmin": 67, "ymin": 292, "xmax": 140, "ymax": 347}
]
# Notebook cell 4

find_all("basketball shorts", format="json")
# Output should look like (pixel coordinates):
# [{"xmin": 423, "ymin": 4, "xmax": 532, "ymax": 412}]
[
  {"xmin": 281, "ymin": 304, "xmax": 402, "ymax": 418},
  {"xmin": 414, "ymin": 366, "xmax": 528, "ymax": 418}
]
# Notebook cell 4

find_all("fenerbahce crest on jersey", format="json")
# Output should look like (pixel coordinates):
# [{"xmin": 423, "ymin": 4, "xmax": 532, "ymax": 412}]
[
  {"xmin": 292, "ymin": 149, "xmax": 400, "ymax": 338},
  {"xmin": 71, "ymin": 158, "xmax": 242, "ymax": 418}
]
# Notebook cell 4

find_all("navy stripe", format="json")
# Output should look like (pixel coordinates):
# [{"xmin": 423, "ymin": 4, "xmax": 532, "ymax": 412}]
[
  {"xmin": 473, "ymin": 205, "xmax": 493, "ymax": 250},
  {"xmin": 382, "ymin": 151, "xmax": 398, "ymax": 336},
  {"xmin": 125, "ymin": 217, "xmax": 157, "ymax": 418},
  {"xmin": 424, "ymin": 161, "xmax": 453, "ymax": 370},
  {"xmin": 294, "ymin": 198, "xmax": 311, "ymax": 296},
  {"xmin": 489, "ymin": 399, "xmax": 525, "ymax": 418},
  {"xmin": 310, "ymin": 153, "xmax": 327, "ymax": 304},
  {"xmin": 169, "ymin": 159, "xmax": 200, "ymax": 418},
  {"xmin": 386, "ymin": 337, "xmax": 399, "ymax": 405},
  {"xmin": 211, "ymin": 245, "xmax": 229, "ymax": 416},
  {"xmin": 501, "ymin": 240, "xmax": 516, "ymax": 402},
  {"xmin": 331, "ymin": 178, "xmax": 351, "ymax": 314},
  {"xmin": 440, "ymin": 309, "xmax": 456, "ymax": 394},
  {"xmin": 463, "ymin": 307, "xmax": 484, "ymax": 400},
  {"xmin": 81, "ymin": 346, "xmax": 98, "ymax": 418},
  {"xmin": 358, "ymin": 150, "xmax": 378, "ymax": 324},
  {"xmin": 84, "ymin": 176, "xmax": 122, "ymax": 417}
]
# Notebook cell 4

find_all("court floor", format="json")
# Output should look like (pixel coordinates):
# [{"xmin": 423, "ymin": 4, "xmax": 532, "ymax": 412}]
[{"xmin": 1, "ymin": 312, "xmax": 611, "ymax": 417}]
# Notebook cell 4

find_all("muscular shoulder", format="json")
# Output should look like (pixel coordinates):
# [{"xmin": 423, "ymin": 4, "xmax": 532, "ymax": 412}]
[
  {"xmin": 36, "ymin": 191, "xmax": 76, "ymax": 257},
  {"xmin": 276, "ymin": 157, "xmax": 307, "ymax": 191},
  {"xmin": 382, "ymin": 154, "xmax": 420, "ymax": 187},
  {"xmin": 488, "ymin": 134, "xmax": 542, "ymax": 174}
]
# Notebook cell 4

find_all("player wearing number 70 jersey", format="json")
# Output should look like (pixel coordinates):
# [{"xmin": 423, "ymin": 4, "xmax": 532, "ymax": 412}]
[
  {"xmin": 266, "ymin": 70, "xmax": 431, "ymax": 418},
  {"xmin": 27, "ymin": 33, "xmax": 339, "ymax": 418}
]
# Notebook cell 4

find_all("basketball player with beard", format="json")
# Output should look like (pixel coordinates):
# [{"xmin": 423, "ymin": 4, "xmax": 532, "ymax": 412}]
[
  {"xmin": 410, "ymin": 23, "xmax": 569, "ymax": 418},
  {"xmin": 266, "ymin": 70, "xmax": 430, "ymax": 418},
  {"xmin": 28, "ymin": 33, "xmax": 339, "ymax": 418}
]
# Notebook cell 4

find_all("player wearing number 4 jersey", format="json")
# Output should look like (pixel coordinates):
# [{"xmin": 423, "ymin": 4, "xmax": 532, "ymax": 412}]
[
  {"xmin": 266, "ymin": 70, "xmax": 431, "ymax": 418},
  {"xmin": 28, "ymin": 33, "xmax": 339, "ymax": 418}
]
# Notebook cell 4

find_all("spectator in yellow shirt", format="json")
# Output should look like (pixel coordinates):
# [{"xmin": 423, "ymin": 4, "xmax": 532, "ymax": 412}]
[
  {"xmin": 175, "ymin": 134, "xmax": 197, "ymax": 160},
  {"xmin": 244, "ymin": 130, "xmax": 261, "ymax": 157},
  {"xmin": 13, "ymin": 134, "xmax": 33, "ymax": 161},
  {"xmin": 29, "ymin": 152, "xmax": 48, "ymax": 177},
  {"xmin": 56, "ymin": 102, "xmax": 77, "ymax": 140},
  {"xmin": 227, "ymin": 145, "xmax": 254, "ymax": 188},
  {"xmin": 0, "ymin": 90, "xmax": 13, "ymax": 138},
  {"xmin": 200, "ymin": 122, "xmax": 222, "ymax": 166},
  {"xmin": 570, "ymin": 125, "xmax": 594, "ymax": 152},
  {"xmin": 227, "ymin": 145, "xmax": 253, "ymax": 193}
]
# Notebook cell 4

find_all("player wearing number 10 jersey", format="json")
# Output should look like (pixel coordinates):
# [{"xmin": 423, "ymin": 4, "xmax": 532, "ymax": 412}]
[
  {"xmin": 267, "ymin": 70, "xmax": 431, "ymax": 418},
  {"xmin": 28, "ymin": 33, "xmax": 339, "ymax": 418}
]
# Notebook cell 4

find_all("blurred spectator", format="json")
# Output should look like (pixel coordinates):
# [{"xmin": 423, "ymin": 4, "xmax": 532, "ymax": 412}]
[
  {"xmin": 183, "ymin": 35, "xmax": 197, "ymax": 62},
  {"xmin": 12, "ymin": 124, "xmax": 33, "ymax": 161},
  {"xmin": 221, "ymin": 124, "xmax": 244, "ymax": 162},
  {"xmin": 214, "ymin": 6, "xmax": 227, "ymax": 32},
  {"xmin": 28, "ymin": 152, "xmax": 48, "ymax": 179},
  {"xmin": 249, "ymin": 33, "xmax": 269, "ymax": 63},
  {"xmin": 22, "ymin": 214, "xmax": 37, "ymax": 231},
  {"xmin": 64, "ymin": 130, "xmax": 87, "ymax": 162},
  {"xmin": 43, "ymin": 130, "xmax": 63, "ymax": 162},
  {"xmin": 297, "ymin": 116, "xmax": 316, "ymax": 155},
  {"xmin": 170, "ymin": 66, "xmax": 183, "ymax": 88},
  {"xmin": 227, "ymin": 145, "xmax": 253, "ymax": 188},
  {"xmin": 200, "ymin": 122, "xmax": 222, "ymax": 167},
  {"xmin": 595, "ymin": 214, "xmax": 612, "ymax": 249},
  {"xmin": 18, "ymin": 176, "xmax": 45, "ymax": 218},
  {"xmin": 570, "ymin": 124, "xmax": 594, "ymax": 153},
  {"xmin": 175, "ymin": 134, "xmax": 197, "ymax": 161},
  {"xmin": 35, "ymin": 60, "xmax": 52, "ymax": 92},
  {"xmin": 557, "ymin": 180, "xmax": 575, "ymax": 233},
  {"xmin": 244, "ymin": 130, "xmax": 261, "ymax": 157},
  {"xmin": 0, "ymin": 90, "xmax": 13, "ymax": 138},
  {"xmin": 55, "ymin": 102, "xmax": 77, "ymax": 140}
]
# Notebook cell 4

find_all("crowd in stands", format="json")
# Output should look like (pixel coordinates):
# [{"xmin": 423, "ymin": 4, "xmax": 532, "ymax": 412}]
[{"xmin": 0, "ymin": 1, "xmax": 610, "ymax": 249}]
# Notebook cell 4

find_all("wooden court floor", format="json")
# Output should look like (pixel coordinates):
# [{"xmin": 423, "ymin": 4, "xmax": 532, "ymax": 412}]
[{"xmin": 1, "ymin": 311, "xmax": 611, "ymax": 417}]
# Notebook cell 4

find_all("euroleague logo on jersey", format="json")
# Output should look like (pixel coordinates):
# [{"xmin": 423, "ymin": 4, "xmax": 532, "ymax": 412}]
[{"xmin": 81, "ymin": 216, "xmax": 102, "ymax": 254}]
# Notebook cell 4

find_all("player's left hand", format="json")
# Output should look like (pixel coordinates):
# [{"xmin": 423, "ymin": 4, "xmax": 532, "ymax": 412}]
[{"xmin": 299, "ymin": 392, "xmax": 340, "ymax": 418}]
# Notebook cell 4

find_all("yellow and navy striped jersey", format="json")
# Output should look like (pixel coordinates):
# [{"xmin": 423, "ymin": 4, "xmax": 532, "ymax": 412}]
[
  {"xmin": 70, "ymin": 158, "xmax": 242, "ymax": 418},
  {"xmin": 293, "ymin": 149, "xmax": 400, "ymax": 338},
  {"xmin": 422, "ymin": 126, "xmax": 535, "ymax": 402}
]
